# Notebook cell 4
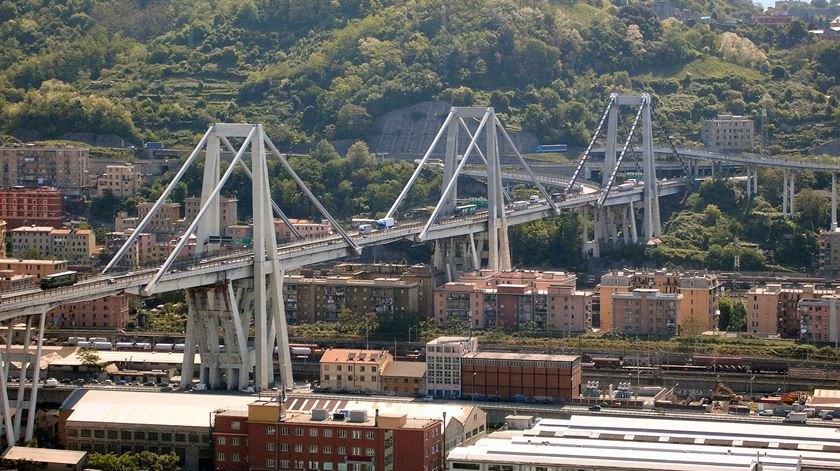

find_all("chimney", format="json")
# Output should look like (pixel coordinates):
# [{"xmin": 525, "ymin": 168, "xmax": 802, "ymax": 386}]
[{"xmin": 375, "ymin": 408, "xmax": 379, "ymax": 427}]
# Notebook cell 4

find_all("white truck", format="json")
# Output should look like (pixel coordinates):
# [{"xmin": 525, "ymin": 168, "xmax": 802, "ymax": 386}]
[
  {"xmin": 528, "ymin": 195, "xmax": 540, "ymax": 203},
  {"xmin": 376, "ymin": 217, "xmax": 395, "ymax": 230},
  {"xmin": 512, "ymin": 201, "xmax": 529, "ymax": 211},
  {"xmin": 358, "ymin": 224, "xmax": 372, "ymax": 235},
  {"xmin": 783, "ymin": 411, "xmax": 807, "ymax": 424}
]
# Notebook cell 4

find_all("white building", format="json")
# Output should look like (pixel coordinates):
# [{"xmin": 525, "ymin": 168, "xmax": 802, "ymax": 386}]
[
  {"xmin": 448, "ymin": 415, "xmax": 840, "ymax": 471},
  {"xmin": 425, "ymin": 336, "xmax": 478, "ymax": 398}
]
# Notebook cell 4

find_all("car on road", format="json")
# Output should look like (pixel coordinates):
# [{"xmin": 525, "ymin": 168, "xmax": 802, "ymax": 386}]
[
  {"xmin": 588, "ymin": 405, "xmax": 602, "ymax": 412},
  {"xmin": 759, "ymin": 409, "xmax": 774, "ymax": 417},
  {"xmin": 822, "ymin": 412, "xmax": 834, "ymax": 421},
  {"xmin": 143, "ymin": 381, "xmax": 156, "ymax": 387},
  {"xmin": 160, "ymin": 386, "xmax": 173, "ymax": 392},
  {"xmin": 44, "ymin": 378, "xmax": 59, "ymax": 388},
  {"xmin": 116, "ymin": 380, "xmax": 126, "ymax": 386}
]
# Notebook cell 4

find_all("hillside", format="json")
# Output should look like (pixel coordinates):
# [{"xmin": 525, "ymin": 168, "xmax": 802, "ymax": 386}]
[{"xmin": 1, "ymin": 0, "xmax": 837, "ymax": 152}]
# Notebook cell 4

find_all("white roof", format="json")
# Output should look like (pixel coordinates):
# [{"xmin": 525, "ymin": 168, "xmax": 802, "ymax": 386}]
[
  {"xmin": 50, "ymin": 349, "xmax": 199, "ymax": 366},
  {"xmin": 447, "ymin": 415, "xmax": 840, "ymax": 471},
  {"xmin": 2, "ymin": 447, "xmax": 86, "ymax": 465},
  {"xmin": 64, "ymin": 390, "xmax": 253, "ymax": 429}
]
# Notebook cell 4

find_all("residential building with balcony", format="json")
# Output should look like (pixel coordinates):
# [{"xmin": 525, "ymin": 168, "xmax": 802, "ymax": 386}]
[
  {"xmin": 184, "ymin": 196, "xmax": 238, "ymax": 231},
  {"xmin": 599, "ymin": 269, "xmax": 721, "ymax": 333},
  {"xmin": 381, "ymin": 361, "xmax": 427, "ymax": 397},
  {"xmin": 433, "ymin": 270, "xmax": 590, "ymax": 331},
  {"xmin": 747, "ymin": 283, "xmax": 837, "ymax": 338},
  {"xmin": 818, "ymin": 228, "xmax": 840, "ymax": 277},
  {"xmin": 11, "ymin": 226, "xmax": 54, "ymax": 257},
  {"xmin": 274, "ymin": 218, "xmax": 332, "ymax": 242},
  {"xmin": 798, "ymin": 295, "xmax": 840, "ymax": 345},
  {"xmin": 611, "ymin": 289, "xmax": 682, "ymax": 337},
  {"xmin": 283, "ymin": 275, "xmax": 419, "ymax": 324},
  {"xmin": 135, "ymin": 202, "xmax": 182, "ymax": 234},
  {"xmin": 0, "ymin": 145, "xmax": 88, "ymax": 195}
]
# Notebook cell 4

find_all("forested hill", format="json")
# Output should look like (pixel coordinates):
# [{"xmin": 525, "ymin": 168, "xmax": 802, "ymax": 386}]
[{"xmin": 1, "ymin": 0, "xmax": 837, "ymax": 153}]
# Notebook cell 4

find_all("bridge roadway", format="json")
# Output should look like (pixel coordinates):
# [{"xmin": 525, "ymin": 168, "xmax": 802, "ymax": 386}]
[
  {"xmin": 591, "ymin": 146, "xmax": 840, "ymax": 172},
  {"xmin": 0, "ymin": 177, "xmax": 687, "ymax": 318}
]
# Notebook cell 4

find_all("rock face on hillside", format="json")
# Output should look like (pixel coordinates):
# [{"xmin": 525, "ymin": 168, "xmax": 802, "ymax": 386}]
[{"xmin": 331, "ymin": 101, "xmax": 540, "ymax": 160}]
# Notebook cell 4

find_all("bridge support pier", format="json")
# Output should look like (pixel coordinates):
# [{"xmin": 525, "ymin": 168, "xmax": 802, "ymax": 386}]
[
  {"xmin": 782, "ymin": 170, "xmax": 795, "ymax": 218},
  {"xmin": 832, "ymin": 173, "xmax": 837, "ymax": 230}
]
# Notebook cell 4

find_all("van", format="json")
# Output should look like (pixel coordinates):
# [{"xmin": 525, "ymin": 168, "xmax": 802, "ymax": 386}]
[
  {"xmin": 44, "ymin": 378, "xmax": 59, "ymax": 388},
  {"xmin": 528, "ymin": 195, "xmax": 540, "ymax": 203},
  {"xmin": 512, "ymin": 201, "xmax": 528, "ymax": 211}
]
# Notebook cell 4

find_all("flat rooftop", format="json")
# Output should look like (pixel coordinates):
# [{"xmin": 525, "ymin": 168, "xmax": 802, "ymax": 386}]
[
  {"xmin": 279, "ymin": 410, "xmax": 435, "ymax": 430},
  {"xmin": 50, "ymin": 348, "xmax": 200, "ymax": 367},
  {"xmin": 283, "ymin": 396, "xmax": 481, "ymax": 427},
  {"xmin": 62, "ymin": 390, "xmax": 253, "ymax": 429},
  {"xmin": 448, "ymin": 415, "xmax": 840, "ymax": 471},
  {"xmin": 2, "ymin": 446, "xmax": 87, "ymax": 465},
  {"xmin": 463, "ymin": 351, "xmax": 580, "ymax": 362}
]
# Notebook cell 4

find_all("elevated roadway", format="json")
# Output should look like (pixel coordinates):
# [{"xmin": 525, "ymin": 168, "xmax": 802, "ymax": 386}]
[{"xmin": 0, "ymin": 178, "xmax": 688, "ymax": 318}]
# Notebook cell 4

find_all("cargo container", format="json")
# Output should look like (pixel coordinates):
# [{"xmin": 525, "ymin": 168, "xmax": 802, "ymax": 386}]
[{"xmin": 376, "ymin": 217, "xmax": 395, "ymax": 229}]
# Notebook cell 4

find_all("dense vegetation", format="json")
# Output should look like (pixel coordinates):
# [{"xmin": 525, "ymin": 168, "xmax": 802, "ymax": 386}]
[{"xmin": 1, "ymin": 0, "xmax": 837, "ymax": 148}]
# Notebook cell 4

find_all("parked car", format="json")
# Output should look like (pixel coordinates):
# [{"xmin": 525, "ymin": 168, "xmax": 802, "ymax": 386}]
[
  {"xmin": 160, "ymin": 386, "xmax": 173, "ymax": 392},
  {"xmin": 588, "ymin": 405, "xmax": 602, "ymax": 412},
  {"xmin": 44, "ymin": 378, "xmax": 59, "ymax": 388},
  {"xmin": 822, "ymin": 412, "xmax": 834, "ymax": 421},
  {"xmin": 143, "ymin": 381, "xmax": 156, "ymax": 387},
  {"xmin": 116, "ymin": 380, "xmax": 126, "ymax": 386},
  {"xmin": 759, "ymin": 409, "xmax": 774, "ymax": 417}
]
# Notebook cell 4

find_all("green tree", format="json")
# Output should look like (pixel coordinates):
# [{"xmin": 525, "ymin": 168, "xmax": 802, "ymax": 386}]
[
  {"xmin": 718, "ymin": 297, "xmax": 747, "ymax": 332},
  {"xmin": 77, "ymin": 348, "xmax": 102, "ymax": 369}
]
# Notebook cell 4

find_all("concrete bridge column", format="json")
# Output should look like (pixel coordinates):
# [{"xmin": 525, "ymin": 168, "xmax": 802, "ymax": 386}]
[
  {"xmin": 783, "ymin": 170, "xmax": 789, "ymax": 217},
  {"xmin": 832, "ymin": 173, "xmax": 837, "ymax": 230}
]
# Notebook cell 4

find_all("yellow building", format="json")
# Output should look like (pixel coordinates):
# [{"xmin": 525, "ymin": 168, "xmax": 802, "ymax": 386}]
[
  {"xmin": 319, "ymin": 349, "xmax": 393, "ymax": 393},
  {"xmin": 381, "ymin": 361, "xmax": 426, "ymax": 396},
  {"xmin": 0, "ymin": 258, "xmax": 67, "ymax": 281},
  {"xmin": 11, "ymin": 226, "xmax": 95, "ymax": 263},
  {"xmin": 96, "ymin": 164, "xmax": 144, "ymax": 198},
  {"xmin": 599, "ymin": 270, "xmax": 721, "ymax": 334}
]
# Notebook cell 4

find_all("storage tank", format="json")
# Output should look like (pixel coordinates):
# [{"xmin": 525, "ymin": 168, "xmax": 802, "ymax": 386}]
[
  {"xmin": 93, "ymin": 341, "xmax": 113, "ymax": 350},
  {"xmin": 291, "ymin": 347, "xmax": 312, "ymax": 356},
  {"xmin": 173, "ymin": 343, "xmax": 185, "ymax": 352},
  {"xmin": 154, "ymin": 343, "xmax": 173, "ymax": 352},
  {"xmin": 135, "ymin": 342, "xmax": 152, "ymax": 350},
  {"xmin": 76, "ymin": 341, "xmax": 93, "ymax": 349},
  {"xmin": 116, "ymin": 342, "xmax": 135, "ymax": 350}
]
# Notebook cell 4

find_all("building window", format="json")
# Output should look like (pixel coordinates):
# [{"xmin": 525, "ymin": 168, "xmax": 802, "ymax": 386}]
[
  {"xmin": 295, "ymin": 427, "xmax": 304, "ymax": 436},
  {"xmin": 267, "ymin": 443, "xmax": 275, "ymax": 452},
  {"xmin": 267, "ymin": 459, "xmax": 277, "ymax": 469},
  {"xmin": 324, "ymin": 445, "xmax": 332, "ymax": 454},
  {"xmin": 352, "ymin": 431, "xmax": 362, "ymax": 439},
  {"xmin": 267, "ymin": 426, "xmax": 276, "ymax": 435},
  {"xmin": 218, "ymin": 437, "xmax": 226, "ymax": 446},
  {"xmin": 232, "ymin": 437, "xmax": 240, "ymax": 446},
  {"xmin": 295, "ymin": 444, "xmax": 304, "ymax": 452},
  {"xmin": 232, "ymin": 453, "xmax": 240, "ymax": 462},
  {"xmin": 217, "ymin": 453, "xmax": 225, "ymax": 462},
  {"xmin": 365, "ymin": 448, "xmax": 375, "ymax": 456},
  {"xmin": 323, "ymin": 429, "xmax": 333, "ymax": 438},
  {"xmin": 365, "ymin": 431, "xmax": 375, "ymax": 440},
  {"xmin": 309, "ymin": 428, "xmax": 318, "ymax": 437},
  {"xmin": 309, "ymin": 445, "xmax": 318, "ymax": 453},
  {"xmin": 338, "ymin": 430, "xmax": 348, "ymax": 439},
  {"xmin": 231, "ymin": 421, "xmax": 241, "ymax": 430}
]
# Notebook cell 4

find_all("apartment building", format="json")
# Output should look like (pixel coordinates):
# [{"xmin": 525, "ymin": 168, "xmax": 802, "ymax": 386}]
[
  {"xmin": 611, "ymin": 289, "xmax": 683, "ymax": 336},
  {"xmin": 95, "ymin": 164, "xmax": 144, "ymax": 197},
  {"xmin": 425, "ymin": 336, "xmax": 478, "ymax": 399},
  {"xmin": 319, "ymin": 349, "xmax": 394, "ymax": 393},
  {"xmin": 433, "ymin": 270, "xmax": 590, "ymax": 331},
  {"xmin": 0, "ymin": 258, "xmax": 67, "ymax": 280},
  {"xmin": 50, "ymin": 228, "xmax": 96, "ymax": 263},
  {"xmin": 599, "ymin": 270, "xmax": 721, "ymax": 333},
  {"xmin": 0, "ymin": 187, "xmax": 64, "ymax": 229},
  {"xmin": 798, "ymin": 295, "xmax": 840, "ymax": 345},
  {"xmin": 818, "ymin": 228, "xmax": 840, "ymax": 277},
  {"xmin": 701, "ymin": 115, "xmax": 754, "ymax": 151},
  {"xmin": 136, "ymin": 203, "xmax": 181, "ymax": 233},
  {"xmin": 0, "ymin": 145, "xmax": 89, "ymax": 195},
  {"xmin": 746, "ymin": 283, "xmax": 836, "ymax": 338},
  {"xmin": 330, "ymin": 263, "xmax": 440, "ymax": 316},
  {"xmin": 283, "ymin": 275, "xmax": 419, "ymax": 324},
  {"xmin": 461, "ymin": 352, "xmax": 582, "ymax": 402},
  {"xmin": 11, "ymin": 226, "xmax": 54, "ymax": 256},
  {"xmin": 274, "ymin": 218, "xmax": 332, "ymax": 242},
  {"xmin": 214, "ymin": 401, "xmax": 443, "ymax": 471},
  {"xmin": 49, "ymin": 294, "xmax": 130, "ymax": 329},
  {"xmin": 184, "ymin": 196, "xmax": 237, "ymax": 230},
  {"xmin": 11, "ymin": 226, "xmax": 95, "ymax": 263}
]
